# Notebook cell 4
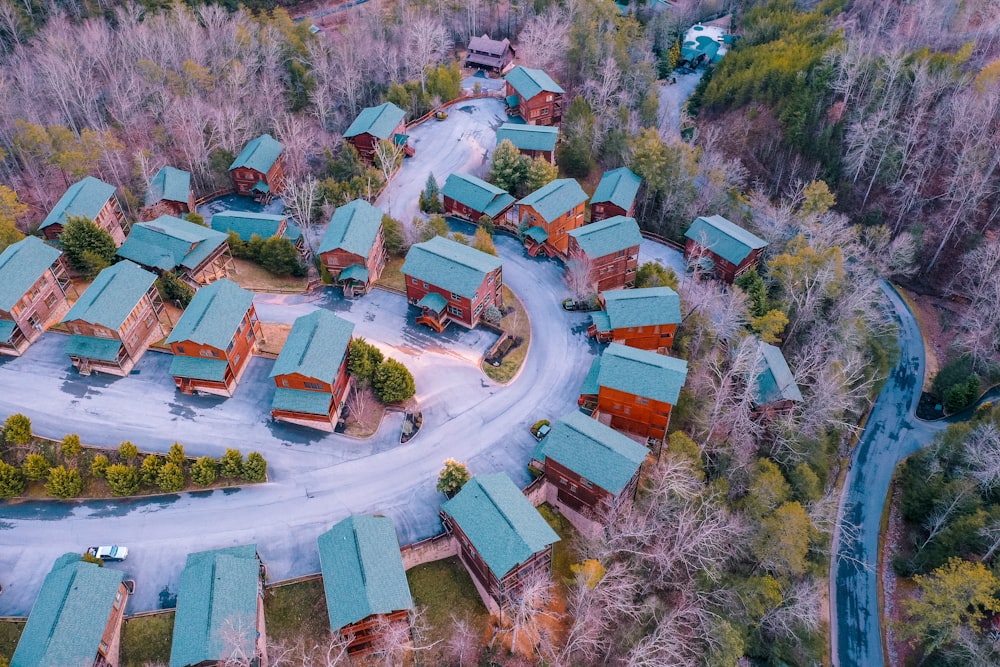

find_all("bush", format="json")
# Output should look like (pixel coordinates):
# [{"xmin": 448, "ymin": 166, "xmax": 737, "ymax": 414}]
[
  {"xmin": 46, "ymin": 465, "xmax": 83, "ymax": 498},
  {"xmin": 636, "ymin": 262, "xmax": 679, "ymax": 290},
  {"xmin": 373, "ymin": 358, "xmax": 416, "ymax": 403},
  {"xmin": 0, "ymin": 460, "xmax": 25, "ymax": 498},
  {"xmin": 3, "ymin": 413, "xmax": 31, "ymax": 445},
  {"xmin": 348, "ymin": 338, "xmax": 384, "ymax": 386},
  {"xmin": 416, "ymin": 215, "xmax": 449, "ymax": 242},
  {"xmin": 382, "ymin": 215, "xmax": 405, "ymax": 256},
  {"xmin": 105, "ymin": 464, "xmax": 141, "ymax": 496},
  {"xmin": 483, "ymin": 305, "xmax": 503, "ymax": 325},
  {"xmin": 156, "ymin": 271, "xmax": 195, "ymax": 308},
  {"xmin": 167, "ymin": 442, "xmax": 186, "ymax": 468},
  {"xmin": 190, "ymin": 457, "xmax": 218, "ymax": 486},
  {"xmin": 242, "ymin": 452, "xmax": 267, "ymax": 482},
  {"xmin": 157, "ymin": 462, "xmax": 186, "ymax": 492},
  {"xmin": 220, "ymin": 449, "xmax": 243, "ymax": 478},
  {"xmin": 230, "ymin": 233, "xmax": 306, "ymax": 276},
  {"xmin": 118, "ymin": 440, "xmax": 139, "ymax": 463},
  {"xmin": 184, "ymin": 212, "xmax": 206, "ymax": 226},
  {"xmin": 91, "ymin": 454, "xmax": 110, "ymax": 478},
  {"xmin": 23, "ymin": 453, "xmax": 50, "ymax": 481},
  {"xmin": 60, "ymin": 215, "xmax": 117, "ymax": 278},
  {"xmin": 436, "ymin": 459, "xmax": 471, "ymax": 497},
  {"xmin": 140, "ymin": 455, "xmax": 164, "ymax": 486},
  {"xmin": 61, "ymin": 434, "xmax": 82, "ymax": 459}
]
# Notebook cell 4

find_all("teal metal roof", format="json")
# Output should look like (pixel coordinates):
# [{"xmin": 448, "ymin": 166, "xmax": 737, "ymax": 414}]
[
  {"xmin": 0, "ymin": 236, "xmax": 62, "ymax": 311},
  {"xmin": 440, "ymin": 173, "xmax": 515, "ymax": 219},
  {"xmin": 12, "ymin": 553, "xmax": 125, "ymax": 667},
  {"xmin": 318, "ymin": 515, "xmax": 413, "ymax": 630},
  {"xmin": 0, "ymin": 319, "xmax": 15, "ymax": 343},
  {"xmin": 271, "ymin": 388, "xmax": 334, "ymax": 416},
  {"xmin": 681, "ymin": 35, "xmax": 721, "ymax": 64},
  {"xmin": 40, "ymin": 176, "xmax": 117, "ymax": 230},
  {"xmin": 344, "ymin": 102, "xmax": 407, "ymax": 140},
  {"xmin": 416, "ymin": 292, "xmax": 447, "ymax": 312},
  {"xmin": 63, "ymin": 261, "xmax": 156, "ymax": 329},
  {"xmin": 518, "ymin": 178, "xmax": 588, "ymax": 223},
  {"xmin": 602, "ymin": 286, "xmax": 680, "ymax": 329},
  {"xmin": 211, "ymin": 211, "xmax": 286, "ymax": 242},
  {"xmin": 339, "ymin": 264, "xmax": 369, "ymax": 283},
  {"xmin": 591, "ymin": 168, "xmax": 641, "ymax": 211},
  {"xmin": 580, "ymin": 356, "xmax": 601, "ymax": 396},
  {"xmin": 532, "ymin": 411, "xmax": 647, "ymax": 496},
  {"xmin": 505, "ymin": 94, "xmax": 519, "ymax": 108},
  {"xmin": 319, "ymin": 199, "xmax": 383, "ymax": 257},
  {"xmin": 229, "ymin": 134, "xmax": 283, "ymax": 173},
  {"xmin": 684, "ymin": 215, "xmax": 766, "ymax": 266},
  {"xmin": 589, "ymin": 310, "xmax": 611, "ymax": 334},
  {"xmin": 568, "ymin": 215, "xmax": 642, "ymax": 258},
  {"xmin": 755, "ymin": 339, "xmax": 802, "ymax": 405},
  {"xmin": 524, "ymin": 226, "xmax": 548, "ymax": 243},
  {"xmin": 495, "ymin": 123, "xmax": 558, "ymax": 153},
  {"xmin": 169, "ymin": 545, "xmax": 261, "ymax": 667},
  {"xmin": 270, "ymin": 310, "xmax": 353, "ymax": 382},
  {"xmin": 117, "ymin": 215, "xmax": 228, "ymax": 272},
  {"xmin": 146, "ymin": 166, "xmax": 191, "ymax": 206},
  {"xmin": 441, "ymin": 473, "xmax": 559, "ymax": 579},
  {"xmin": 597, "ymin": 343, "xmax": 687, "ymax": 405},
  {"xmin": 402, "ymin": 236, "xmax": 501, "ymax": 300},
  {"xmin": 65, "ymin": 335, "xmax": 123, "ymax": 362},
  {"xmin": 504, "ymin": 66, "xmax": 564, "ymax": 100},
  {"xmin": 169, "ymin": 355, "xmax": 229, "ymax": 382},
  {"xmin": 251, "ymin": 181, "xmax": 270, "ymax": 194},
  {"xmin": 166, "ymin": 279, "xmax": 254, "ymax": 349}
]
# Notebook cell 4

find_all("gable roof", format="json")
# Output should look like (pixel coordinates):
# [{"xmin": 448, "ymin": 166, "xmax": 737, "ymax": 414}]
[
  {"xmin": 270, "ymin": 310, "xmax": 354, "ymax": 383},
  {"xmin": 319, "ymin": 199, "xmax": 384, "ymax": 257},
  {"xmin": 596, "ymin": 343, "xmax": 688, "ymax": 405},
  {"xmin": 117, "ymin": 216, "xmax": 228, "ymax": 272},
  {"xmin": 40, "ymin": 177, "xmax": 117, "ymax": 230},
  {"xmin": 567, "ymin": 215, "xmax": 642, "ymax": 258},
  {"xmin": 505, "ymin": 66, "xmax": 564, "ymax": 100},
  {"xmin": 755, "ymin": 339, "xmax": 803, "ymax": 405},
  {"xmin": 211, "ymin": 211, "xmax": 287, "ymax": 242},
  {"xmin": 169, "ymin": 545, "xmax": 261, "ymax": 667},
  {"xmin": 146, "ymin": 166, "xmax": 192, "ymax": 207},
  {"xmin": 441, "ymin": 173, "xmax": 516, "ymax": 219},
  {"xmin": 344, "ymin": 102, "xmax": 407, "ymax": 140},
  {"xmin": 229, "ymin": 134, "xmax": 283, "ymax": 173},
  {"xmin": 12, "ymin": 553, "xmax": 124, "ymax": 667},
  {"xmin": 318, "ymin": 515, "xmax": 413, "ymax": 630},
  {"xmin": 468, "ymin": 34, "xmax": 512, "ymax": 57},
  {"xmin": 63, "ymin": 260, "xmax": 156, "ymax": 329},
  {"xmin": 0, "ymin": 236, "xmax": 62, "ymax": 312},
  {"xmin": 496, "ymin": 123, "xmax": 559, "ymax": 153},
  {"xmin": 599, "ymin": 286, "xmax": 681, "ymax": 330},
  {"xmin": 532, "ymin": 411, "xmax": 648, "ymax": 496},
  {"xmin": 518, "ymin": 178, "xmax": 588, "ymax": 223},
  {"xmin": 684, "ymin": 215, "xmax": 766, "ymax": 266},
  {"xmin": 166, "ymin": 279, "xmax": 254, "ymax": 349},
  {"xmin": 401, "ymin": 236, "xmax": 502, "ymax": 299},
  {"xmin": 591, "ymin": 168, "xmax": 642, "ymax": 211},
  {"xmin": 441, "ymin": 472, "xmax": 559, "ymax": 579}
]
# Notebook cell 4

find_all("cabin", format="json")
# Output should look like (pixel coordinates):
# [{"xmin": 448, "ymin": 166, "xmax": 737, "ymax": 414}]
[
  {"xmin": 116, "ymin": 215, "xmax": 232, "ymax": 288},
  {"xmin": 145, "ymin": 166, "xmax": 195, "ymax": 216},
  {"xmin": 169, "ymin": 545, "xmax": 268, "ymax": 667},
  {"xmin": 318, "ymin": 199, "xmax": 388, "ymax": 296},
  {"xmin": 517, "ymin": 178, "xmax": 588, "ymax": 258},
  {"xmin": 684, "ymin": 214, "xmax": 767, "ymax": 284},
  {"xmin": 590, "ymin": 168, "xmax": 642, "ymax": 221},
  {"xmin": 270, "ymin": 310, "xmax": 354, "ymax": 432},
  {"xmin": 229, "ymin": 134, "xmax": 285, "ymax": 199},
  {"xmin": 588, "ymin": 286, "xmax": 681, "ymax": 352},
  {"xmin": 504, "ymin": 66, "xmax": 564, "ymax": 126},
  {"xmin": 0, "ymin": 237, "xmax": 70, "ymax": 357},
  {"xmin": 579, "ymin": 343, "xmax": 688, "ymax": 442},
  {"xmin": 401, "ymin": 235, "xmax": 503, "ymax": 333},
  {"xmin": 465, "ymin": 34, "xmax": 515, "ymax": 73},
  {"xmin": 440, "ymin": 173, "xmax": 516, "ymax": 224},
  {"xmin": 566, "ymin": 215, "xmax": 642, "ymax": 293},
  {"xmin": 679, "ymin": 24, "xmax": 729, "ymax": 68},
  {"xmin": 440, "ymin": 472, "xmax": 560, "ymax": 611},
  {"xmin": 495, "ymin": 123, "xmax": 559, "ymax": 164},
  {"xmin": 62, "ymin": 261, "xmax": 164, "ymax": 377},
  {"xmin": 40, "ymin": 176, "xmax": 129, "ymax": 246},
  {"xmin": 210, "ymin": 210, "xmax": 305, "ymax": 255},
  {"xmin": 752, "ymin": 338, "xmax": 803, "ymax": 417},
  {"xmin": 11, "ymin": 553, "xmax": 130, "ymax": 667},
  {"xmin": 318, "ymin": 515, "xmax": 414, "ymax": 655},
  {"xmin": 167, "ymin": 279, "xmax": 260, "ymax": 397},
  {"xmin": 344, "ymin": 102, "xmax": 412, "ymax": 163}
]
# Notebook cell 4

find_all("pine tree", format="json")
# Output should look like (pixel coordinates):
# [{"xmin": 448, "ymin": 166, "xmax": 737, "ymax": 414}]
[
  {"xmin": 489, "ymin": 140, "xmax": 529, "ymax": 195},
  {"xmin": 420, "ymin": 173, "xmax": 443, "ymax": 213},
  {"xmin": 60, "ymin": 216, "xmax": 117, "ymax": 278}
]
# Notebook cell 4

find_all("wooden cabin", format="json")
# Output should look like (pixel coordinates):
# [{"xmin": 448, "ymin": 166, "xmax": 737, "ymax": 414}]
[
  {"xmin": 318, "ymin": 199, "xmax": 388, "ymax": 296},
  {"xmin": 0, "ymin": 237, "xmax": 70, "ymax": 357},
  {"xmin": 590, "ymin": 168, "xmax": 642, "ymax": 221},
  {"xmin": 116, "ymin": 215, "xmax": 232, "ymax": 288},
  {"xmin": 441, "ymin": 173, "xmax": 515, "ymax": 224},
  {"xmin": 145, "ymin": 166, "xmax": 195, "ymax": 216},
  {"xmin": 495, "ymin": 124, "xmax": 559, "ymax": 164},
  {"xmin": 684, "ymin": 214, "xmax": 767, "ymax": 284},
  {"xmin": 465, "ymin": 34, "xmax": 515, "ymax": 72},
  {"xmin": 588, "ymin": 286, "xmax": 681, "ymax": 352},
  {"xmin": 566, "ymin": 215, "xmax": 642, "ymax": 293},
  {"xmin": 517, "ymin": 178, "xmax": 588, "ymax": 258},
  {"xmin": 229, "ymin": 134, "xmax": 285, "ymax": 199},
  {"xmin": 210, "ymin": 210, "xmax": 305, "ymax": 255},
  {"xmin": 167, "ymin": 279, "xmax": 260, "ymax": 397},
  {"xmin": 504, "ymin": 66, "xmax": 564, "ymax": 126},
  {"xmin": 344, "ymin": 102, "xmax": 412, "ymax": 163},
  {"xmin": 62, "ymin": 261, "xmax": 164, "ymax": 377},
  {"xmin": 40, "ymin": 176, "xmax": 129, "ymax": 246},
  {"xmin": 752, "ymin": 338, "xmax": 803, "ymax": 417}
]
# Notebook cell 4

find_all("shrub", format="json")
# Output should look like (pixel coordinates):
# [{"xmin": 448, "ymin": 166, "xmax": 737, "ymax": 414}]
[
  {"xmin": 478, "ymin": 215, "xmax": 494, "ymax": 236},
  {"xmin": 220, "ymin": 449, "xmax": 243, "ymax": 478},
  {"xmin": 46, "ymin": 465, "xmax": 83, "ymax": 498},
  {"xmin": 81, "ymin": 551, "xmax": 104, "ymax": 566},
  {"xmin": 167, "ymin": 442, "xmax": 186, "ymax": 468},
  {"xmin": 156, "ymin": 271, "xmax": 195, "ymax": 307},
  {"xmin": 191, "ymin": 457, "xmax": 218, "ymax": 486},
  {"xmin": 436, "ymin": 459, "xmax": 471, "ymax": 497},
  {"xmin": 348, "ymin": 338, "xmax": 384, "ymax": 385},
  {"xmin": 118, "ymin": 441, "xmax": 139, "ymax": 463},
  {"xmin": 23, "ymin": 453, "xmax": 50, "ymax": 481},
  {"xmin": 184, "ymin": 212, "xmax": 206, "ymax": 226},
  {"xmin": 61, "ymin": 434, "xmax": 82, "ymax": 458},
  {"xmin": 140, "ymin": 455, "xmax": 164, "ymax": 487},
  {"xmin": 3, "ymin": 413, "xmax": 32, "ymax": 445},
  {"xmin": 60, "ymin": 215, "xmax": 117, "ymax": 278},
  {"xmin": 91, "ymin": 454, "xmax": 110, "ymax": 478},
  {"xmin": 242, "ymin": 452, "xmax": 267, "ymax": 482},
  {"xmin": 373, "ymin": 358, "xmax": 416, "ymax": 403},
  {"xmin": 382, "ymin": 215, "xmax": 405, "ymax": 256},
  {"xmin": 0, "ymin": 460, "xmax": 25, "ymax": 498},
  {"xmin": 105, "ymin": 464, "xmax": 140, "ymax": 496},
  {"xmin": 157, "ymin": 462, "xmax": 186, "ymax": 492},
  {"xmin": 483, "ymin": 305, "xmax": 503, "ymax": 325}
]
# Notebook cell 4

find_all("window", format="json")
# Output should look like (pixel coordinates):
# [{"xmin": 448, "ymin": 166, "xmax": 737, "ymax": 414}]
[
  {"xmin": 475, "ymin": 302, "xmax": 484, "ymax": 315},
  {"xmin": 581, "ymin": 478, "xmax": 593, "ymax": 489},
  {"xmin": 44, "ymin": 292, "xmax": 58, "ymax": 308},
  {"xmin": 227, "ymin": 340, "xmax": 235, "ymax": 353},
  {"xmin": 246, "ymin": 327, "xmax": 253, "ymax": 342},
  {"xmin": 27, "ymin": 313, "xmax": 39, "ymax": 328},
  {"xmin": 94, "ymin": 327, "xmax": 112, "ymax": 339},
  {"xmin": 546, "ymin": 94, "xmax": 553, "ymax": 102},
  {"xmin": 451, "ymin": 292, "xmax": 462, "ymax": 301},
  {"xmin": 200, "ymin": 349, "xmax": 219, "ymax": 358},
  {"xmin": 540, "ymin": 107, "xmax": 549, "ymax": 115},
  {"xmin": 234, "ymin": 353, "xmax": 241, "ymax": 365},
  {"xmin": 422, "ymin": 282, "xmax": 429, "ymax": 289},
  {"xmin": 176, "ymin": 345, "xmax": 185, "ymax": 354},
  {"xmin": 411, "ymin": 277, "xmax": 418, "ymax": 285},
  {"xmin": 448, "ymin": 305, "xmax": 462, "ymax": 317},
  {"xmin": 616, "ymin": 249, "xmax": 626, "ymax": 258},
  {"xmin": 635, "ymin": 397, "xmax": 649, "ymax": 406},
  {"xmin": 304, "ymin": 381, "xmax": 324, "ymax": 390},
  {"xmin": 487, "ymin": 274, "xmax": 494, "ymax": 283},
  {"xmin": 281, "ymin": 379, "xmax": 289, "ymax": 387}
]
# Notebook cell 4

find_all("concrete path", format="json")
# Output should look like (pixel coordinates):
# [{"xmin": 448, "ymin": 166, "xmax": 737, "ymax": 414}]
[{"xmin": 657, "ymin": 70, "xmax": 704, "ymax": 138}]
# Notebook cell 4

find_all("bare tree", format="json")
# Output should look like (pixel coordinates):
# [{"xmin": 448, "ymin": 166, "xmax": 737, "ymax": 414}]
[
  {"xmin": 515, "ymin": 8, "xmax": 570, "ymax": 76},
  {"xmin": 564, "ymin": 256, "xmax": 595, "ymax": 302},
  {"xmin": 499, "ymin": 570, "xmax": 560, "ymax": 659}
]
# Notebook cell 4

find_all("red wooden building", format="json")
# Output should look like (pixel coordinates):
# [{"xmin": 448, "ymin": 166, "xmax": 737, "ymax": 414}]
[
  {"xmin": 465, "ymin": 34, "xmax": 515, "ymax": 73},
  {"xmin": 517, "ymin": 178, "xmax": 588, "ymax": 258},
  {"xmin": 229, "ymin": 134, "xmax": 285, "ymax": 198},
  {"xmin": 590, "ymin": 167, "xmax": 642, "ymax": 221},
  {"xmin": 116, "ymin": 215, "xmax": 233, "ymax": 289},
  {"xmin": 566, "ymin": 215, "xmax": 642, "ymax": 293},
  {"xmin": 40, "ymin": 176, "xmax": 129, "ymax": 246},
  {"xmin": 504, "ymin": 66, "xmax": 564, "ymax": 126},
  {"xmin": 752, "ymin": 337, "xmax": 803, "ymax": 417},
  {"xmin": 343, "ymin": 102, "xmax": 412, "ymax": 163},
  {"xmin": 588, "ymin": 286, "xmax": 681, "ymax": 352},
  {"xmin": 441, "ymin": 173, "xmax": 516, "ymax": 224},
  {"xmin": 0, "ymin": 236, "xmax": 71, "ymax": 357},
  {"xmin": 318, "ymin": 199, "xmax": 388, "ymax": 296},
  {"xmin": 495, "ymin": 124, "xmax": 559, "ymax": 164},
  {"xmin": 684, "ymin": 214, "xmax": 767, "ymax": 284},
  {"xmin": 145, "ymin": 166, "xmax": 195, "ymax": 216}
]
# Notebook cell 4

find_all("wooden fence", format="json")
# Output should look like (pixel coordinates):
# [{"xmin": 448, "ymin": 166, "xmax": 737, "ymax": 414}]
[
  {"xmin": 640, "ymin": 230, "xmax": 685, "ymax": 252},
  {"xmin": 406, "ymin": 91, "xmax": 505, "ymax": 130},
  {"xmin": 194, "ymin": 188, "xmax": 236, "ymax": 207}
]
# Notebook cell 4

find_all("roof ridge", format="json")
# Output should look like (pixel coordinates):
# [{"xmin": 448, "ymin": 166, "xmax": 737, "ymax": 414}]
[{"xmin": 478, "ymin": 478, "xmax": 519, "ymax": 536}]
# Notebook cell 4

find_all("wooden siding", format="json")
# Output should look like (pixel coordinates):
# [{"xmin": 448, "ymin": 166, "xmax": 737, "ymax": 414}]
[
  {"xmin": 403, "ymin": 267, "xmax": 503, "ymax": 330},
  {"xmin": 596, "ymin": 386, "xmax": 673, "ymax": 441},
  {"xmin": 95, "ymin": 581, "xmax": 130, "ymax": 667},
  {"xmin": 602, "ymin": 324, "xmax": 677, "ymax": 352},
  {"xmin": 319, "ymin": 227, "xmax": 387, "ymax": 293},
  {"xmin": 0, "ymin": 265, "xmax": 70, "ymax": 356},
  {"xmin": 43, "ymin": 198, "xmax": 129, "ymax": 247},
  {"xmin": 506, "ymin": 82, "xmax": 563, "ymax": 126},
  {"xmin": 230, "ymin": 158, "xmax": 286, "ymax": 197},
  {"xmin": 543, "ymin": 457, "xmax": 617, "ymax": 514},
  {"xmin": 684, "ymin": 238, "xmax": 764, "ymax": 284},
  {"xmin": 271, "ymin": 355, "xmax": 352, "ymax": 431},
  {"xmin": 590, "ymin": 201, "xmax": 632, "ymax": 222},
  {"xmin": 518, "ymin": 202, "xmax": 585, "ymax": 257},
  {"xmin": 339, "ymin": 610, "xmax": 411, "ymax": 656},
  {"xmin": 65, "ymin": 288, "xmax": 164, "ymax": 376},
  {"xmin": 347, "ymin": 120, "xmax": 407, "ymax": 163},
  {"xmin": 567, "ymin": 238, "xmax": 639, "ymax": 293},
  {"xmin": 170, "ymin": 305, "xmax": 260, "ymax": 397},
  {"xmin": 443, "ymin": 196, "xmax": 513, "ymax": 223},
  {"xmin": 184, "ymin": 243, "xmax": 233, "ymax": 287}
]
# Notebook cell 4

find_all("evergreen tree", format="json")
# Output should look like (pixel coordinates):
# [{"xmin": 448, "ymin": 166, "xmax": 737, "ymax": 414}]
[
  {"xmin": 3, "ymin": 413, "xmax": 32, "ymax": 445},
  {"xmin": 61, "ymin": 434, "xmax": 82, "ymax": 459},
  {"xmin": 167, "ymin": 442, "xmax": 186, "ymax": 468},
  {"xmin": 220, "ymin": 449, "xmax": 244, "ymax": 478},
  {"xmin": 60, "ymin": 216, "xmax": 117, "ymax": 278},
  {"xmin": 373, "ymin": 358, "xmax": 416, "ymax": 403},
  {"xmin": 157, "ymin": 462, "xmax": 186, "ymax": 492},
  {"xmin": 105, "ymin": 464, "xmax": 141, "ymax": 496},
  {"xmin": 157, "ymin": 271, "xmax": 195, "ymax": 307},
  {"xmin": 46, "ymin": 465, "xmax": 83, "ymax": 498},
  {"xmin": 118, "ymin": 441, "xmax": 139, "ymax": 463},
  {"xmin": 472, "ymin": 227, "xmax": 497, "ymax": 256},
  {"xmin": 242, "ymin": 452, "xmax": 267, "ymax": 482},
  {"xmin": 0, "ymin": 461, "xmax": 25, "ymax": 498},
  {"xmin": 436, "ymin": 459, "xmax": 471, "ymax": 497},
  {"xmin": 348, "ymin": 338, "xmax": 384, "ymax": 386},
  {"xmin": 525, "ymin": 157, "xmax": 558, "ymax": 194},
  {"xmin": 557, "ymin": 96, "xmax": 597, "ymax": 178},
  {"xmin": 22, "ymin": 453, "xmax": 50, "ymax": 481},
  {"xmin": 489, "ymin": 140, "xmax": 529, "ymax": 195},
  {"xmin": 419, "ymin": 173, "xmax": 443, "ymax": 213},
  {"xmin": 140, "ymin": 455, "xmax": 164, "ymax": 487},
  {"xmin": 90, "ymin": 454, "xmax": 110, "ymax": 478},
  {"xmin": 191, "ymin": 457, "xmax": 218, "ymax": 486},
  {"xmin": 382, "ymin": 215, "xmax": 405, "ymax": 256}
]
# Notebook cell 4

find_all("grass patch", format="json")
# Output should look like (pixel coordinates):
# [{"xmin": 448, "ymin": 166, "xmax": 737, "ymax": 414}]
[
  {"xmin": 120, "ymin": 612, "xmax": 174, "ymax": 667},
  {"xmin": 258, "ymin": 321, "xmax": 292, "ymax": 357},
  {"xmin": 482, "ymin": 286, "xmax": 531, "ymax": 384},
  {"xmin": 376, "ymin": 255, "xmax": 406, "ymax": 292},
  {"xmin": 230, "ymin": 258, "xmax": 308, "ymax": 292},
  {"xmin": 408, "ymin": 556, "xmax": 489, "ymax": 645},
  {"xmin": 537, "ymin": 504, "xmax": 579, "ymax": 588},
  {"xmin": 264, "ymin": 578, "xmax": 330, "ymax": 648},
  {"xmin": 0, "ymin": 620, "xmax": 24, "ymax": 662}
]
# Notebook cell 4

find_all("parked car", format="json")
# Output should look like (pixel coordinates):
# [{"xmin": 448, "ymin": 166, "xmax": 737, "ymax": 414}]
[
  {"xmin": 87, "ymin": 545, "xmax": 129, "ymax": 561},
  {"xmin": 530, "ymin": 420, "xmax": 551, "ymax": 441},
  {"xmin": 434, "ymin": 110, "xmax": 448, "ymax": 121}
]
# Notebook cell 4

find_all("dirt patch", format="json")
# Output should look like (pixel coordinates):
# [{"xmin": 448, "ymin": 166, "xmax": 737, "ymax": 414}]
[
  {"xmin": 882, "ymin": 482, "xmax": 919, "ymax": 667},
  {"xmin": 343, "ymin": 385, "xmax": 385, "ymax": 438},
  {"xmin": 258, "ymin": 322, "xmax": 292, "ymax": 357},
  {"xmin": 229, "ymin": 258, "xmax": 309, "ymax": 293},
  {"xmin": 898, "ymin": 288, "xmax": 967, "ymax": 391}
]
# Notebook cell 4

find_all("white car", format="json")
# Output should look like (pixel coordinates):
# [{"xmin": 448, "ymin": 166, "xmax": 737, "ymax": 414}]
[{"xmin": 87, "ymin": 545, "xmax": 129, "ymax": 562}]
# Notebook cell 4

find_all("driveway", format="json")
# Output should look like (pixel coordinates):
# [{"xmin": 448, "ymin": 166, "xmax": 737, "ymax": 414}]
[{"xmin": 657, "ymin": 70, "xmax": 704, "ymax": 138}]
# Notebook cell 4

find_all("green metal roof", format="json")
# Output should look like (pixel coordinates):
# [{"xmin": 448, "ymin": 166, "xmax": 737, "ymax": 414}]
[
  {"xmin": 0, "ymin": 236, "xmax": 62, "ymax": 311},
  {"xmin": 211, "ymin": 211, "xmax": 286, "ymax": 242},
  {"xmin": 63, "ymin": 261, "xmax": 156, "ymax": 329},
  {"xmin": 65, "ymin": 335, "xmax": 123, "ymax": 362},
  {"xmin": 318, "ymin": 515, "xmax": 413, "ymax": 630},
  {"xmin": 591, "ymin": 168, "xmax": 641, "ymax": 211},
  {"xmin": 229, "ymin": 134, "xmax": 283, "ymax": 173},
  {"xmin": 684, "ymin": 215, "xmax": 766, "ymax": 266},
  {"xmin": 169, "ymin": 545, "xmax": 261, "ymax": 667},
  {"xmin": 597, "ymin": 343, "xmax": 687, "ymax": 405},
  {"xmin": 601, "ymin": 286, "xmax": 680, "ymax": 329},
  {"xmin": 251, "ymin": 181, "xmax": 270, "ymax": 194},
  {"xmin": 339, "ymin": 264, "xmax": 369, "ymax": 283},
  {"xmin": 440, "ymin": 472, "xmax": 559, "ymax": 579},
  {"xmin": 524, "ymin": 226, "xmax": 548, "ymax": 243},
  {"xmin": 146, "ymin": 166, "xmax": 191, "ymax": 206},
  {"xmin": 505, "ymin": 94, "xmax": 519, "ymax": 108},
  {"xmin": 169, "ymin": 355, "xmax": 229, "ymax": 382},
  {"xmin": 12, "ymin": 553, "xmax": 125, "ymax": 667},
  {"xmin": 440, "ymin": 173, "xmax": 515, "ymax": 219},
  {"xmin": 270, "ymin": 310, "xmax": 353, "ymax": 382},
  {"xmin": 40, "ymin": 176, "xmax": 117, "ymax": 230},
  {"xmin": 589, "ymin": 310, "xmax": 612, "ymax": 334},
  {"xmin": 117, "ymin": 215, "xmax": 228, "ymax": 272},
  {"xmin": 402, "ymin": 236, "xmax": 501, "ymax": 300},
  {"xmin": 271, "ymin": 387, "xmax": 334, "ymax": 416},
  {"xmin": 755, "ymin": 339, "xmax": 802, "ymax": 405},
  {"xmin": 580, "ymin": 356, "xmax": 601, "ymax": 396},
  {"xmin": 681, "ymin": 35, "xmax": 721, "ymax": 64},
  {"xmin": 532, "ymin": 411, "xmax": 647, "ymax": 496},
  {"xmin": 518, "ymin": 178, "xmax": 588, "ymax": 223},
  {"xmin": 567, "ymin": 215, "xmax": 642, "ymax": 258},
  {"xmin": 0, "ymin": 319, "xmax": 15, "ymax": 343},
  {"xmin": 319, "ymin": 199, "xmax": 383, "ymax": 257},
  {"xmin": 504, "ymin": 66, "xmax": 564, "ymax": 100},
  {"xmin": 344, "ymin": 102, "xmax": 407, "ymax": 140},
  {"xmin": 167, "ymin": 279, "xmax": 254, "ymax": 349},
  {"xmin": 495, "ymin": 124, "xmax": 558, "ymax": 153},
  {"xmin": 416, "ymin": 292, "xmax": 447, "ymax": 312}
]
